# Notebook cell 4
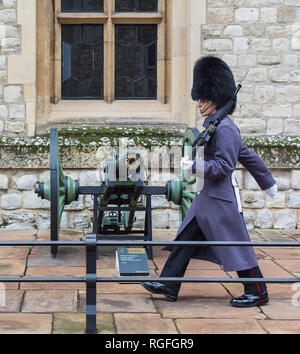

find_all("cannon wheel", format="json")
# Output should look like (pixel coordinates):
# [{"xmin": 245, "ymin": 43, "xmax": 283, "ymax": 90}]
[
  {"xmin": 166, "ymin": 127, "xmax": 199, "ymax": 223},
  {"xmin": 49, "ymin": 128, "xmax": 66, "ymax": 256}
]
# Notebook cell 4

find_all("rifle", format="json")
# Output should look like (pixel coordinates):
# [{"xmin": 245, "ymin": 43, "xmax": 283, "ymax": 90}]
[{"xmin": 191, "ymin": 70, "xmax": 249, "ymax": 159}]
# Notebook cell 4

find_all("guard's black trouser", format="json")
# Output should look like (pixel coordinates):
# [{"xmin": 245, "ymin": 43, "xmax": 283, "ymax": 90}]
[{"xmin": 160, "ymin": 217, "xmax": 267, "ymax": 295}]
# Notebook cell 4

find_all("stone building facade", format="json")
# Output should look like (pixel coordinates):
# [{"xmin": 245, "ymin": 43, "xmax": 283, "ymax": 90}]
[{"xmin": 0, "ymin": 0, "xmax": 299, "ymax": 231}]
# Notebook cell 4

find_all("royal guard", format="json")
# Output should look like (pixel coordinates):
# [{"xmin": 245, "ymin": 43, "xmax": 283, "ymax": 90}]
[{"xmin": 141, "ymin": 56, "xmax": 278, "ymax": 307}]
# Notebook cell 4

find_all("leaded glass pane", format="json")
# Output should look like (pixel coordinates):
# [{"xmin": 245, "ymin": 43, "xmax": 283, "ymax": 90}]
[
  {"xmin": 115, "ymin": 25, "xmax": 157, "ymax": 99},
  {"xmin": 61, "ymin": 0, "xmax": 104, "ymax": 12},
  {"xmin": 62, "ymin": 25, "xmax": 103, "ymax": 99},
  {"xmin": 115, "ymin": 0, "xmax": 158, "ymax": 12}
]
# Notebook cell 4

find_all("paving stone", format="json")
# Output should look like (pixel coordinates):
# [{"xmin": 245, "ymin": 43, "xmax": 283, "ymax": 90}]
[
  {"xmin": 274, "ymin": 260, "xmax": 300, "ymax": 274},
  {"xmin": 155, "ymin": 298, "xmax": 265, "ymax": 319},
  {"xmin": 261, "ymin": 299, "xmax": 300, "ymax": 320},
  {"xmin": 0, "ymin": 290, "xmax": 23, "ymax": 313},
  {"xmin": 21, "ymin": 267, "xmax": 85, "ymax": 290},
  {"xmin": 0, "ymin": 259, "xmax": 26, "ymax": 276},
  {"xmin": 53, "ymin": 313, "xmax": 115, "ymax": 334},
  {"xmin": 259, "ymin": 320, "xmax": 300, "ymax": 334},
  {"xmin": 22, "ymin": 290, "xmax": 78, "ymax": 313},
  {"xmin": 176, "ymin": 318, "xmax": 266, "ymax": 334},
  {"xmin": 0, "ymin": 314, "xmax": 52, "ymax": 334},
  {"xmin": 259, "ymin": 259, "xmax": 293, "ymax": 278},
  {"xmin": 115, "ymin": 313, "xmax": 177, "ymax": 334},
  {"xmin": 262, "ymin": 248, "xmax": 300, "ymax": 260},
  {"xmin": 266, "ymin": 284, "xmax": 297, "ymax": 299},
  {"xmin": 0, "ymin": 247, "xmax": 30, "ymax": 260},
  {"xmin": 27, "ymin": 253, "xmax": 85, "ymax": 267},
  {"xmin": 79, "ymin": 293, "xmax": 157, "ymax": 313}
]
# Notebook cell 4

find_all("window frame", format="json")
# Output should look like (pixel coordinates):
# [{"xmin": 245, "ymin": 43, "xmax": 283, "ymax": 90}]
[{"xmin": 54, "ymin": 0, "xmax": 165, "ymax": 104}]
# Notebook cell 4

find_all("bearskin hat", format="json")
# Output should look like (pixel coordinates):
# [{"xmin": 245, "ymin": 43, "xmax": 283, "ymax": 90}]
[{"xmin": 191, "ymin": 56, "xmax": 237, "ymax": 115}]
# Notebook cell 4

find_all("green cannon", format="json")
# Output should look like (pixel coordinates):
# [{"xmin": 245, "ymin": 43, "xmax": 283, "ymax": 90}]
[{"xmin": 35, "ymin": 128, "xmax": 200, "ymax": 257}]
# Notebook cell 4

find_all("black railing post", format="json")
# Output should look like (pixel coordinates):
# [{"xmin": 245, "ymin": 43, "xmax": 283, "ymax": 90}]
[
  {"xmin": 145, "ymin": 193, "xmax": 153, "ymax": 260},
  {"xmin": 85, "ymin": 233, "xmax": 97, "ymax": 334}
]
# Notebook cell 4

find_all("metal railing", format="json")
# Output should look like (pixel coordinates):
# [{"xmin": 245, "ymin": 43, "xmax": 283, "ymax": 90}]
[{"xmin": 0, "ymin": 235, "xmax": 300, "ymax": 334}]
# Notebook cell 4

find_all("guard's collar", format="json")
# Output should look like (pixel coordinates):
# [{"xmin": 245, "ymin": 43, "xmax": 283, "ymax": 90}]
[{"xmin": 202, "ymin": 115, "xmax": 228, "ymax": 128}]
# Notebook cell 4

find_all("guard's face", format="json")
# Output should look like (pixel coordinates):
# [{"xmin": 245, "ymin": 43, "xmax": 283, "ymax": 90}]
[{"xmin": 198, "ymin": 99, "xmax": 217, "ymax": 117}]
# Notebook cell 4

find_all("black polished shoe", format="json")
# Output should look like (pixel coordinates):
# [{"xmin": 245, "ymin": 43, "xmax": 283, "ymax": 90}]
[
  {"xmin": 230, "ymin": 290, "xmax": 269, "ymax": 308},
  {"xmin": 141, "ymin": 282, "xmax": 177, "ymax": 302}
]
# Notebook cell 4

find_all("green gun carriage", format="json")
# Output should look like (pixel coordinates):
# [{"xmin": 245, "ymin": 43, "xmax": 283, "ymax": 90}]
[{"xmin": 35, "ymin": 128, "xmax": 200, "ymax": 258}]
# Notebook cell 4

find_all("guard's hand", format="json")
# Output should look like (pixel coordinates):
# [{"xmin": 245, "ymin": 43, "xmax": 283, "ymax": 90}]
[
  {"xmin": 265, "ymin": 183, "xmax": 278, "ymax": 199},
  {"xmin": 180, "ymin": 156, "xmax": 193, "ymax": 170}
]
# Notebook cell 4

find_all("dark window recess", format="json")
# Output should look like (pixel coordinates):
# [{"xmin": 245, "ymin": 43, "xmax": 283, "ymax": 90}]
[
  {"xmin": 61, "ymin": 0, "xmax": 104, "ymax": 12},
  {"xmin": 115, "ymin": 0, "xmax": 158, "ymax": 12},
  {"xmin": 115, "ymin": 25, "xmax": 157, "ymax": 99},
  {"xmin": 62, "ymin": 25, "xmax": 104, "ymax": 99}
]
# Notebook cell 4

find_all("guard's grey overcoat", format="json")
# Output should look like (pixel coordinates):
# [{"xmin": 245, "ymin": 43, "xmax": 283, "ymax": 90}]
[{"xmin": 171, "ymin": 116, "xmax": 276, "ymax": 272}]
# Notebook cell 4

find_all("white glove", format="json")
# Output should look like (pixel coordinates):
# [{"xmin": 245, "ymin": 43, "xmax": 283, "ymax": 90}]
[
  {"xmin": 265, "ymin": 184, "xmax": 278, "ymax": 199},
  {"xmin": 180, "ymin": 156, "xmax": 193, "ymax": 170}
]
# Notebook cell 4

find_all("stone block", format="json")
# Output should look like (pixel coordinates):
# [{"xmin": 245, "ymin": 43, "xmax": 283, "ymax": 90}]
[
  {"xmin": 13, "ymin": 174, "xmax": 37, "ymax": 190},
  {"xmin": 267, "ymin": 119, "xmax": 283, "ymax": 135},
  {"xmin": 5, "ymin": 120, "xmax": 25, "ymax": 133},
  {"xmin": 3, "ymin": 85, "xmax": 22, "ymax": 104},
  {"xmin": 2, "ymin": 211, "xmax": 36, "ymax": 229},
  {"xmin": 242, "ymin": 210, "xmax": 256, "ymax": 229},
  {"xmin": 8, "ymin": 104, "xmax": 25, "ymax": 119},
  {"xmin": 244, "ymin": 171, "xmax": 260, "ymax": 190},
  {"xmin": 1, "ymin": 37, "xmax": 21, "ymax": 52},
  {"xmin": 251, "ymin": 38, "xmax": 272, "ymax": 53},
  {"xmin": 0, "ymin": 120, "xmax": 3, "ymax": 134},
  {"xmin": 168, "ymin": 209, "xmax": 180, "ymax": 229},
  {"xmin": 269, "ymin": 69, "xmax": 290, "ymax": 83},
  {"xmin": 260, "ymin": 7, "xmax": 277, "ymax": 23},
  {"xmin": 73, "ymin": 213, "xmax": 89, "ymax": 229},
  {"xmin": 79, "ymin": 170, "xmax": 100, "ymax": 186},
  {"xmin": 291, "ymin": 170, "xmax": 300, "ymax": 189},
  {"xmin": 266, "ymin": 192, "xmax": 285, "ymax": 208},
  {"xmin": 152, "ymin": 210, "xmax": 168, "ymax": 229},
  {"xmin": 37, "ymin": 213, "xmax": 50, "ymax": 230},
  {"xmin": 0, "ymin": 9, "xmax": 16, "ymax": 24},
  {"xmin": 63, "ymin": 195, "xmax": 84, "ymax": 211},
  {"xmin": 23, "ymin": 191, "xmax": 50, "ymax": 209},
  {"xmin": 233, "ymin": 37, "xmax": 249, "ymax": 53},
  {"xmin": 242, "ymin": 191, "xmax": 265, "ymax": 208},
  {"xmin": 257, "ymin": 55, "xmax": 281, "ymax": 65},
  {"xmin": 238, "ymin": 54, "xmax": 256, "ymax": 67},
  {"xmin": 0, "ymin": 173, "xmax": 8, "ymax": 189},
  {"xmin": 274, "ymin": 210, "xmax": 296, "ymax": 229},
  {"xmin": 263, "ymin": 104, "xmax": 292, "ymax": 118},
  {"xmin": 1, "ymin": 192, "xmax": 22, "ymax": 209},
  {"xmin": 272, "ymin": 38, "xmax": 290, "ymax": 53},
  {"xmin": 235, "ymin": 8, "xmax": 259, "ymax": 22},
  {"xmin": 284, "ymin": 119, "xmax": 300, "ymax": 135},
  {"xmin": 287, "ymin": 192, "xmax": 300, "ymax": 208},
  {"xmin": 203, "ymin": 39, "xmax": 233, "ymax": 52},
  {"xmin": 276, "ymin": 85, "xmax": 300, "ymax": 103},
  {"xmin": 0, "ymin": 105, "xmax": 8, "ymax": 118},
  {"xmin": 234, "ymin": 119, "xmax": 266, "ymax": 135},
  {"xmin": 278, "ymin": 7, "xmax": 295, "ymax": 23},
  {"xmin": 256, "ymin": 210, "xmax": 273, "ymax": 229},
  {"xmin": 208, "ymin": 8, "xmax": 234, "ymax": 23},
  {"xmin": 224, "ymin": 25, "xmax": 243, "ymax": 37},
  {"xmin": 272, "ymin": 171, "xmax": 290, "ymax": 190}
]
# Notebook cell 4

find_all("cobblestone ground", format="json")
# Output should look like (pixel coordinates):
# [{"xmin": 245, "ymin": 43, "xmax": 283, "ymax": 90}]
[{"xmin": 0, "ymin": 228, "xmax": 299, "ymax": 334}]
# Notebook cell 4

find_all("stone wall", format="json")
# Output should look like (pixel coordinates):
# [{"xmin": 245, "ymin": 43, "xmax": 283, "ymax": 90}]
[
  {"xmin": 203, "ymin": 0, "xmax": 300, "ymax": 137},
  {"xmin": 0, "ymin": 137, "xmax": 299, "ymax": 231},
  {"xmin": 0, "ymin": 0, "xmax": 25, "ymax": 135},
  {"xmin": 0, "ymin": 165, "xmax": 299, "ymax": 231}
]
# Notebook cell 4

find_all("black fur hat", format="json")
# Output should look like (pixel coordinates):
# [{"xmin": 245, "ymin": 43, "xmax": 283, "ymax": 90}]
[{"xmin": 191, "ymin": 56, "xmax": 237, "ymax": 115}]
